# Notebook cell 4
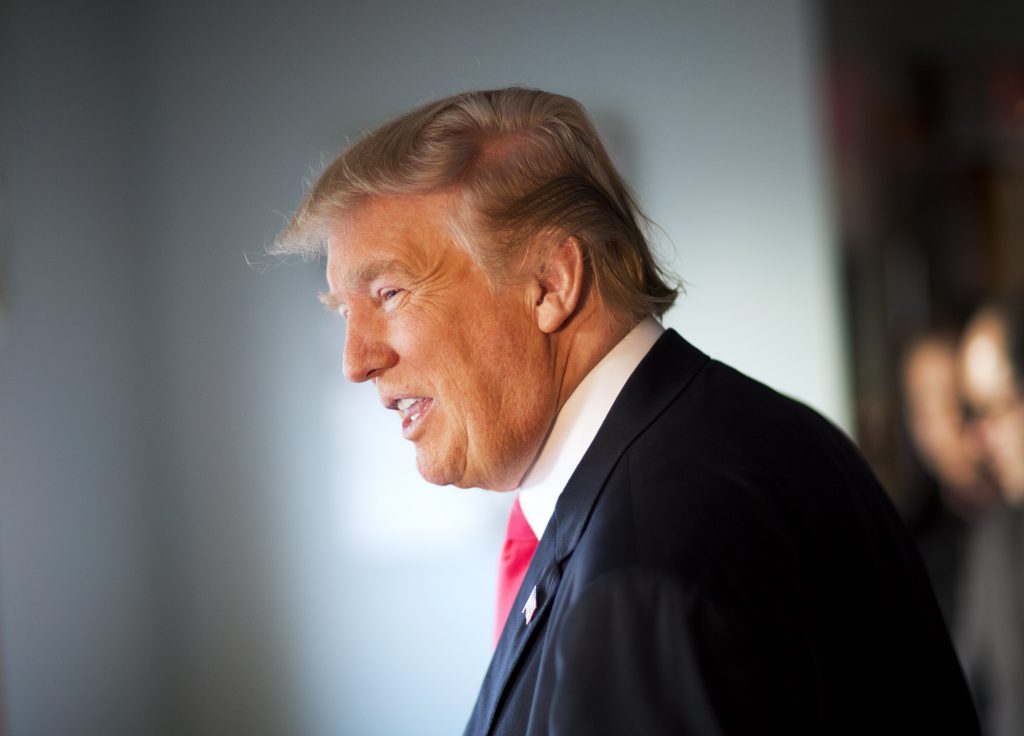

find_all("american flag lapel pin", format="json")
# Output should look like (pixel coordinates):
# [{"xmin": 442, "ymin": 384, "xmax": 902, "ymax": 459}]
[{"xmin": 522, "ymin": 585, "xmax": 538, "ymax": 625}]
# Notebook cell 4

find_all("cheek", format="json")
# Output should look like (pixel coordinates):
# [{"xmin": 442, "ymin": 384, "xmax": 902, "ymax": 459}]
[
  {"xmin": 1005, "ymin": 412, "xmax": 1024, "ymax": 460},
  {"xmin": 986, "ymin": 420, "xmax": 1023, "ymax": 471},
  {"xmin": 387, "ymin": 305, "xmax": 471, "ymax": 377},
  {"xmin": 495, "ymin": 342, "xmax": 556, "ymax": 435},
  {"xmin": 458, "ymin": 334, "xmax": 551, "ymax": 436}
]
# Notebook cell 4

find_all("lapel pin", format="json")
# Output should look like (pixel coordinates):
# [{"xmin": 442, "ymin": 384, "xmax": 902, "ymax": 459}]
[{"xmin": 522, "ymin": 585, "xmax": 538, "ymax": 625}]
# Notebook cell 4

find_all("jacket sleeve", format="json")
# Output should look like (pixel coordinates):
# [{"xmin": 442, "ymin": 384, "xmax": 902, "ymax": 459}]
[{"xmin": 546, "ymin": 568, "xmax": 811, "ymax": 735}]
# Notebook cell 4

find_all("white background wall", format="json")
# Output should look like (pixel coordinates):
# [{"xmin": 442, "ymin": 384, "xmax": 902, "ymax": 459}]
[{"xmin": 0, "ymin": 0, "xmax": 846, "ymax": 734}]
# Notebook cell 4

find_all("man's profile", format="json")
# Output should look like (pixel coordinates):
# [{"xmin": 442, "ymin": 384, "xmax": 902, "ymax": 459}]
[
  {"xmin": 957, "ymin": 295, "xmax": 1024, "ymax": 736},
  {"xmin": 276, "ymin": 87, "xmax": 978, "ymax": 735}
]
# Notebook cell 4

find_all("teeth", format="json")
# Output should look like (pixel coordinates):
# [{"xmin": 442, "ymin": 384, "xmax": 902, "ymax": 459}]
[{"xmin": 396, "ymin": 397, "xmax": 421, "ymax": 412}]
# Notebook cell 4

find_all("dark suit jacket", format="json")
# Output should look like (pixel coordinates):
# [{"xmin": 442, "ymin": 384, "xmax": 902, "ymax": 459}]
[
  {"xmin": 955, "ymin": 504, "xmax": 1024, "ymax": 736},
  {"xmin": 464, "ymin": 330, "xmax": 979, "ymax": 735}
]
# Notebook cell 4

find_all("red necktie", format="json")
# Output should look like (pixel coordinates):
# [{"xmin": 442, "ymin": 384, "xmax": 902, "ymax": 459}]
[{"xmin": 495, "ymin": 496, "xmax": 539, "ymax": 644}]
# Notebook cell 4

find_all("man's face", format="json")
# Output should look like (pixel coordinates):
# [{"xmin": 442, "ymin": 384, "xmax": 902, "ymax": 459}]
[
  {"xmin": 324, "ymin": 193, "xmax": 557, "ymax": 491},
  {"xmin": 959, "ymin": 314, "xmax": 1024, "ymax": 503},
  {"xmin": 903, "ymin": 339, "xmax": 980, "ymax": 492}
]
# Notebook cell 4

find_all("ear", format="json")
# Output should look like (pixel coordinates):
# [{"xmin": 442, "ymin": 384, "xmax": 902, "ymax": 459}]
[{"xmin": 533, "ymin": 235, "xmax": 585, "ymax": 334}]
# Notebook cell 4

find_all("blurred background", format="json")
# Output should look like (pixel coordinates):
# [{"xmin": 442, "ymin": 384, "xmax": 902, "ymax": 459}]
[{"xmin": 0, "ymin": 0, "xmax": 1021, "ymax": 734}]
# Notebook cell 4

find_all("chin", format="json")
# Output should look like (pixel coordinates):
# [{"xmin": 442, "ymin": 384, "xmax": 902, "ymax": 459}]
[
  {"xmin": 414, "ymin": 452, "xmax": 520, "ymax": 491},
  {"xmin": 1003, "ymin": 476, "xmax": 1024, "ymax": 505},
  {"xmin": 415, "ymin": 462, "xmax": 455, "ymax": 487},
  {"xmin": 414, "ymin": 448, "xmax": 463, "ymax": 488}
]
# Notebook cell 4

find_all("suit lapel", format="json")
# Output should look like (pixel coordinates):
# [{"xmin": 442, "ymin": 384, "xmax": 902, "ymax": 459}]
[
  {"xmin": 463, "ymin": 330, "xmax": 709, "ymax": 736},
  {"xmin": 465, "ymin": 527, "xmax": 563, "ymax": 736},
  {"xmin": 551, "ymin": 330, "xmax": 709, "ymax": 562}
]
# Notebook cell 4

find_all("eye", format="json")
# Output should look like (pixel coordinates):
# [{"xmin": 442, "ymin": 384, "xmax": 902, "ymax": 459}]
[{"xmin": 381, "ymin": 288, "xmax": 403, "ymax": 302}]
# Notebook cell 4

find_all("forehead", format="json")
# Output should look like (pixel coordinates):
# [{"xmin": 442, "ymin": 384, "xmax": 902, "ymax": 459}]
[
  {"xmin": 325, "ymin": 193, "xmax": 459, "ymax": 290},
  {"xmin": 906, "ymin": 346, "xmax": 953, "ymax": 388},
  {"xmin": 961, "ymin": 315, "xmax": 1016, "ymax": 400},
  {"xmin": 906, "ymin": 340, "xmax": 952, "ymax": 372}
]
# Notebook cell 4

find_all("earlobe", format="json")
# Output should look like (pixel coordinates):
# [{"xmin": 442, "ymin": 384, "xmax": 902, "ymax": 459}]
[{"xmin": 535, "ymin": 235, "xmax": 585, "ymax": 334}]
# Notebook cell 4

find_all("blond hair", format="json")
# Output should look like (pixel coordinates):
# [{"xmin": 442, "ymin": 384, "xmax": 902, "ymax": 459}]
[{"xmin": 274, "ymin": 87, "xmax": 679, "ymax": 320}]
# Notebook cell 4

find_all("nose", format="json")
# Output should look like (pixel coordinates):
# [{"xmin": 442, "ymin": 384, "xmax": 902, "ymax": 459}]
[{"xmin": 343, "ymin": 313, "xmax": 398, "ymax": 383}]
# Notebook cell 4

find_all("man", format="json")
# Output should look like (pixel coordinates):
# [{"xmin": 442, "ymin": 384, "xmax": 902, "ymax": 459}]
[
  {"xmin": 902, "ymin": 332, "xmax": 995, "ymax": 516},
  {"xmin": 899, "ymin": 331, "xmax": 997, "ymax": 623},
  {"xmin": 960, "ymin": 298, "xmax": 1024, "ymax": 505},
  {"xmin": 276, "ymin": 87, "xmax": 978, "ymax": 734},
  {"xmin": 956, "ymin": 295, "xmax": 1024, "ymax": 736}
]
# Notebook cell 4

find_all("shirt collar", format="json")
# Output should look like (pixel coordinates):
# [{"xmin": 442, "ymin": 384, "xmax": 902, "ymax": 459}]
[{"xmin": 517, "ymin": 316, "xmax": 665, "ymax": 539}]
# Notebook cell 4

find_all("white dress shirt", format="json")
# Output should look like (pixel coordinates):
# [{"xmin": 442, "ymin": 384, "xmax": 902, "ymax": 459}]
[{"xmin": 517, "ymin": 316, "xmax": 664, "ymax": 539}]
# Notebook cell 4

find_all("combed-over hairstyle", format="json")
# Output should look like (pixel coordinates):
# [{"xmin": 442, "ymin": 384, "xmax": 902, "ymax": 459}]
[{"xmin": 274, "ymin": 87, "xmax": 679, "ymax": 321}]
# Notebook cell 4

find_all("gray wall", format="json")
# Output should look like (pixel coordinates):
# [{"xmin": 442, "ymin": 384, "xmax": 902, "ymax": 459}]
[
  {"xmin": 0, "ymin": 1, "xmax": 842, "ymax": 734},
  {"xmin": 0, "ymin": 2, "xmax": 157, "ymax": 734}
]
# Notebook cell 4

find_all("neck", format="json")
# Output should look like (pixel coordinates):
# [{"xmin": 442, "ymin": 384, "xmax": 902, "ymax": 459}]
[
  {"xmin": 550, "ymin": 307, "xmax": 637, "ymax": 417},
  {"xmin": 496, "ymin": 306, "xmax": 640, "ymax": 492}
]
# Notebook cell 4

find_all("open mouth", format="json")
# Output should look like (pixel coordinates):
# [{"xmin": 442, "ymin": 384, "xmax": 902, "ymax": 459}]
[{"xmin": 393, "ymin": 397, "xmax": 433, "ymax": 435}]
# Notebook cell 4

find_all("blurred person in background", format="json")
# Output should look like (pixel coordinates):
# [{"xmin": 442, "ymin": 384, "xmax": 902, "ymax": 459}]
[
  {"xmin": 277, "ymin": 87, "xmax": 979, "ymax": 735},
  {"xmin": 956, "ymin": 292, "xmax": 1024, "ymax": 736},
  {"xmin": 901, "ymin": 331, "xmax": 998, "ymax": 621}
]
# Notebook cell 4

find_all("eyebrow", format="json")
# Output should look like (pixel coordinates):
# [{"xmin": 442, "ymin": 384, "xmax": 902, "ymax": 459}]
[
  {"xmin": 318, "ymin": 291, "xmax": 345, "ymax": 312},
  {"xmin": 318, "ymin": 258, "xmax": 409, "ymax": 312}
]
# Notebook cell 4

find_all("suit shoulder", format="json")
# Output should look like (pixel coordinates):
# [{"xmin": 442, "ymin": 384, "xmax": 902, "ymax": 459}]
[
  {"xmin": 608, "ymin": 355, "xmax": 899, "ymax": 593},
  {"xmin": 631, "ymin": 357, "xmax": 869, "ymax": 491}
]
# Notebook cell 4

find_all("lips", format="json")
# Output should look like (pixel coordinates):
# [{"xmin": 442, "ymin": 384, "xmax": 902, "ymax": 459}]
[{"xmin": 391, "ymin": 396, "xmax": 433, "ymax": 437}]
